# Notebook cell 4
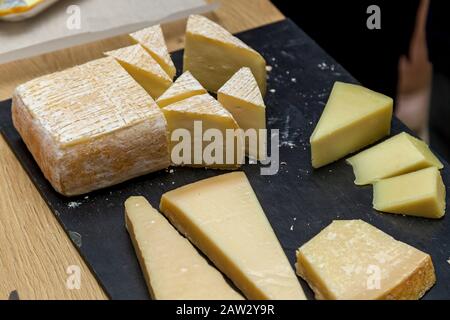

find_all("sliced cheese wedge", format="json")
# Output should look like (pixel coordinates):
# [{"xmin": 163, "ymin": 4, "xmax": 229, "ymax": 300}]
[
  {"xmin": 310, "ymin": 82, "xmax": 393, "ymax": 168},
  {"xmin": 156, "ymin": 71, "xmax": 207, "ymax": 108},
  {"xmin": 160, "ymin": 172, "xmax": 306, "ymax": 300},
  {"xmin": 373, "ymin": 167, "xmax": 446, "ymax": 219},
  {"xmin": 163, "ymin": 94, "xmax": 243, "ymax": 169},
  {"xmin": 125, "ymin": 196, "xmax": 244, "ymax": 300},
  {"xmin": 347, "ymin": 132, "xmax": 443, "ymax": 185},
  {"xmin": 218, "ymin": 67, "xmax": 266, "ymax": 160},
  {"xmin": 129, "ymin": 25, "xmax": 176, "ymax": 79},
  {"xmin": 184, "ymin": 15, "xmax": 266, "ymax": 94},
  {"xmin": 296, "ymin": 220, "xmax": 436, "ymax": 300},
  {"xmin": 105, "ymin": 44, "xmax": 172, "ymax": 99}
]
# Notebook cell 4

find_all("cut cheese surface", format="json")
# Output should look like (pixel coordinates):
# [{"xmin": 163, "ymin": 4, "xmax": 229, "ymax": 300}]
[
  {"xmin": 163, "ymin": 94, "xmax": 243, "ymax": 169},
  {"xmin": 310, "ymin": 81, "xmax": 393, "ymax": 168},
  {"xmin": 129, "ymin": 25, "xmax": 176, "ymax": 79},
  {"xmin": 296, "ymin": 220, "xmax": 436, "ymax": 300},
  {"xmin": 125, "ymin": 196, "xmax": 244, "ymax": 300},
  {"xmin": 105, "ymin": 44, "xmax": 172, "ymax": 99},
  {"xmin": 156, "ymin": 71, "xmax": 207, "ymax": 108},
  {"xmin": 347, "ymin": 132, "xmax": 444, "ymax": 185},
  {"xmin": 12, "ymin": 57, "xmax": 169, "ymax": 196},
  {"xmin": 183, "ymin": 15, "xmax": 266, "ymax": 94},
  {"xmin": 160, "ymin": 172, "xmax": 306, "ymax": 300},
  {"xmin": 218, "ymin": 67, "xmax": 266, "ymax": 160},
  {"xmin": 373, "ymin": 167, "xmax": 446, "ymax": 219}
]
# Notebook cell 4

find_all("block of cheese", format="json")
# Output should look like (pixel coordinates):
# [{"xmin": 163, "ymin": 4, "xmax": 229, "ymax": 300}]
[
  {"xmin": 373, "ymin": 167, "xmax": 446, "ymax": 219},
  {"xmin": 125, "ymin": 196, "xmax": 244, "ymax": 300},
  {"xmin": 12, "ymin": 57, "xmax": 170, "ymax": 196},
  {"xmin": 183, "ymin": 15, "xmax": 266, "ymax": 95},
  {"xmin": 163, "ymin": 94, "xmax": 243, "ymax": 169},
  {"xmin": 160, "ymin": 172, "xmax": 306, "ymax": 300},
  {"xmin": 129, "ymin": 25, "xmax": 176, "ymax": 79},
  {"xmin": 310, "ymin": 82, "xmax": 393, "ymax": 168},
  {"xmin": 218, "ymin": 67, "xmax": 266, "ymax": 160},
  {"xmin": 105, "ymin": 44, "xmax": 172, "ymax": 99},
  {"xmin": 296, "ymin": 220, "xmax": 436, "ymax": 300},
  {"xmin": 156, "ymin": 71, "xmax": 207, "ymax": 108},
  {"xmin": 347, "ymin": 132, "xmax": 444, "ymax": 185}
]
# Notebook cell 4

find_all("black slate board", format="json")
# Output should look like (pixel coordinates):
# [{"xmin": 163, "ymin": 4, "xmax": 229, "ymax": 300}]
[{"xmin": 1, "ymin": 19, "xmax": 449, "ymax": 300}]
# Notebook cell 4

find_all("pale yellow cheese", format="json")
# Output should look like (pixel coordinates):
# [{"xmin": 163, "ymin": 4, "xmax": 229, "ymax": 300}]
[
  {"xmin": 373, "ymin": 167, "xmax": 446, "ymax": 219},
  {"xmin": 125, "ymin": 196, "xmax": 244, "ymax": 300},
  {"xmin": 347, "ymin": 132, "xmax": 444, "ymax": 185},
  {"xmin": 105, "ymin": 44, "xmax": 172, "ymax": 99},
  {"xmin": 12, "ymin": 57, "xmax": 169, "ymax": 196},
  {"xmin": 310, "ymin": 82, "xmax": 393, "ymax": 168},
  {"xmin": 156, "ymin": 71, "xmax": 207, "ymax": 108},
  {"xmin": 129, "ymin": 25, "xmax": 176, "ymax": 79},
  {"xmin": 218, "ymin": 67, "xmax": 266, "ymax": 160},
  {"xmin": 163, "ymin": 94, "xmax": 243, "ymax": 169},
  {"xmin": 160, "ymin": 172, "xmax": 306, "ymax": 300},
  {"xmin": 183, "ymin": 15, "xmax": 266, "ymax": 94},
  {"xmin": 296, "ymin": 220, "xmax": 436, "ymax": 300}
]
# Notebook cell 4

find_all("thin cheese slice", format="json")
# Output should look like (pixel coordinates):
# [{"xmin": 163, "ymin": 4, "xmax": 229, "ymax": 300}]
[
  {"xmin": 129, "ymin": 25, "xmax": 176, "ymax": 79},
  {"xmin": 160, "ymin": 172, "xmax": 306, "ymax": 300},
  {"xmin": 373, "ymin": 167, "xmax": 446, "ymax": 219},
  {"xmin": 218, "ymin": 67, "xmax": 266, "ymax": 160},
  {"xmin": 125, "ymin": 196, "xmax": 244, "ymax": 300},
  {"xmin": 163, "ymin": 94, "xmax": 243, "ymax": 169},
  {"xmin": 105, "ymin": 44, "xmax": 172, "ymax": 99},
  {"xmin": 156, "ymin": 71, "xmax": 207, "ymax": 108},
  {"xmin": 184, "ymin": 15, "xmax": 266, "ymax": 94},
  {"xmin": 296, "ymin": 220, "xmax": 436, "ymax": 300},
  {"xmin": 310, "ymin": 82, "xmax": 393, "ymax": 168},
  {"xmin": 347, "ymin": 132, "xmax": 444, "ymax": 185}
]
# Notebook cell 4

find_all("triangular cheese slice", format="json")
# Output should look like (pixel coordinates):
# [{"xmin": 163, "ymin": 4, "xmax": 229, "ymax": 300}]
[
  {"xmin": 163, "ymin": 94, "xmax": 243, "ymax": 169},
  {"xmin": 310, "ymin": 81, "xmax": 393, "ymax": 168},
  {"xmin": 184, "ymin": 15, "xmax": 266, "ymax": 94},
  {"xmin": 105, "ymin": 44, "xmax": 172, "ymax": 99},
  {"xmin": 129, "ymin": 25, "xmax": 176, "ymax": 79},
  {"xmin": 347, "ymin": 132, "xmax": 444, "ymax": 185},
  {"xmin": 218, "ymin": 67, "xmax": 266, "ymax": 160},
  {"xmin": 125, "ymin": 196, "xmax": 244, "ymax": 300},
  {"xmin": 156, "ymin": 71, "xmax": 207, "ymax": 108},
  {"xmin": 160, "ymin": 172, "xmax": 306, "ymax": 300}
]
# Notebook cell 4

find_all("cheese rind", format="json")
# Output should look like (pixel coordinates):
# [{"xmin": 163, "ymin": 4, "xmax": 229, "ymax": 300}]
[
  {"xmin": 310, "ymin": 82, "xmax": 393, "ymax": 168},
  {"xmin": 12, "ymin": 57, "xmax": 169, "ymax": 196},
  {"xmin": 183, "ymin": 15, "xmax": 266, "ymax": 94},
  {"xmin": 125, "ymin": 196, "xmax": 244, "ymax": 300},
  {"xmin": 373, "ymin": 167, "xmax": 446, "ymax": 219},
  {"xmin": 347, "ymin": 132, "xmax": 444, "ymax": 185},
  {"xmin": 156, "ymin": 71, "xmax": 207, "ymax": 108},
  {"xmin": 129, "ymin": 25, "xmax": 176, "ymax": 79},
  {"xmin": 296, "ymin": 220, "xmax": 436, "ymax": 300},
  {"xmin": 160, "ymin": 172, "xmax": 306, "ymax": 300},
  {"xmin": 218, "ymin": 67, "xmax": 266, "ymax": 160}
]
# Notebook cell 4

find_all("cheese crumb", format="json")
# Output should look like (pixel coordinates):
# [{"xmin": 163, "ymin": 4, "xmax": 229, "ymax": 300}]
[{"xmin": 68, "ymin": 201, "xmax": 81, "ymax": 209}]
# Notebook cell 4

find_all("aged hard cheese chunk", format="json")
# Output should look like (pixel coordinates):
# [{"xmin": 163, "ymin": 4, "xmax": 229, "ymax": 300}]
[
  {"xmin": 163, "ymin": 94, "xmax": 243, "ymax": 169},
  {"xmin": 160, "ymin": 172, "xmax": 306, "ymax": 300},
  {"xmin": 184, "ymin": 15, "xmax": 266, "ymax": 94},
  {"xmin": 129, "ymin": 25, "xmax": 176, "ymax": 79},
  {"xmin": 310, "ymin": 82, "xmax": 393, "ymax": 168},
  {"xmin": 12, "ymin": 57, "xmax": 170, "ymax": 196},
  {"xmin": 156, "ymin": 71, "xmax": 207, "ymax": 108},
  {"xmin": 296, "ymin": 220, "xmax": 436, "ymax": 300},
  {"xmin": 125, "ymin": 196, "xmax": 244, "ymax": 300},
  {"xmin": 347, "ymin": 132, "xmax": 443, "ymax": 185},
  {"xmin": 105, "ymin": 44, "xmax": 172, "ymax": 99},
  {"xmin": 218, "ymin": 67, "xmax": 266, "ymax": 160},
  {"xmin": 373, "ymin": 167, "xmax": 446, "ymax": 219}
]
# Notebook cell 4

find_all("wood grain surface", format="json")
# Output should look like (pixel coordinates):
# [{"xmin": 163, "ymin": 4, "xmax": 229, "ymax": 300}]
[{"xmin": 0, "ymin": 0, "xmax": 283, "ymax": 300}]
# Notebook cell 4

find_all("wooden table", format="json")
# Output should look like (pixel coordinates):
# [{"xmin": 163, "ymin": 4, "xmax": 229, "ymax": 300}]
[{"xmin": 0, "ymin": 0, "xmax": 284, "ymax": 300}]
